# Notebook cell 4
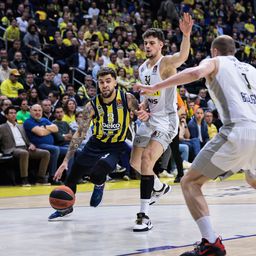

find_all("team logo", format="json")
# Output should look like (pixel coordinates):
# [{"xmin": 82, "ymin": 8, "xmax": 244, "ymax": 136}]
[
  {"xmin": 97, "ymin": 105, "xmax": 104, "ymax": 115},
  {"xmin": 116, "ymin": 99, "xmax": 123, "ymax": 109},
  {"xmin": 152, "ymin": 65, "xmax": 158, "ymax": 74}
]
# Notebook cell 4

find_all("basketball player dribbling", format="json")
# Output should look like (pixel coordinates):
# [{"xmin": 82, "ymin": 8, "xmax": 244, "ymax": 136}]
[
  {"xmin": 134, "ymin": 35, "xmax": 256, "ymax": 256},
  {"xmin": 130, "ymin": 13, "xmax": 194, "ymax": 232}
]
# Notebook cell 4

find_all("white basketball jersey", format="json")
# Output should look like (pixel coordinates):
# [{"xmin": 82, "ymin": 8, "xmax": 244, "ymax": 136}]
[
  {"xmin": 206, "ymin": 56, "xmax": 256, "ymax": 125},
  {"xmin": 139, "ymin": 56, "xmax": 177, "ymax": 131}
]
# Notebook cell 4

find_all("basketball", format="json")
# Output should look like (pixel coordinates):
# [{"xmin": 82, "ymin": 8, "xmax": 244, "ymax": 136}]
[{"xmin": 49, "ymin": 185, "xmax": 75, "ymax": 210}]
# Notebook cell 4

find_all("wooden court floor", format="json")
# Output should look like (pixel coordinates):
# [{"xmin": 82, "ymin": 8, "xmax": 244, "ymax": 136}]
[{"xmin": 0, "ymin": 174, "xmax": 255, "ymax": 256}]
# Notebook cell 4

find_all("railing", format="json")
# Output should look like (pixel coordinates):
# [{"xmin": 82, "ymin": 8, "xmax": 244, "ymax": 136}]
[
  {"xmin": 71, "ymin": 67, "xmax": 87, "ymax": 88},
  {"xmin": 31, "ymin": 46, "xmax": 54, "ymax": 72},
  {"xmin": 0, "ymin": 26, "xmax": 8, "ymax": 50}
]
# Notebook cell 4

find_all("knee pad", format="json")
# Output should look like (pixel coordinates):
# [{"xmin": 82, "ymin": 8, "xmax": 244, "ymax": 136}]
[{"xmin": 90, "ymin": 159, "xmax": 113, "ymax": 185}]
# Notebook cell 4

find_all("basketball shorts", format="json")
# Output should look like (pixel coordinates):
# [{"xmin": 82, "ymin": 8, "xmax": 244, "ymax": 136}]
[
  {"xmin": 191, "ymin": 123, "xmax": 256, "ymax": 180},
  {"xmin": 133, "ymin": 121, "xmax": 177, "ymax": 151}
]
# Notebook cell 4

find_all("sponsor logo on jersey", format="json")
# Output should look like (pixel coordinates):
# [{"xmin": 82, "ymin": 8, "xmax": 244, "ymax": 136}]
[
  {"xmin": 116, "ymin": 99, "xmax": 123, "ymax": 109},
  {"xmin": 148, "ymin": 98, "xmax": 158, "ymax": 104},
  {"xmin": 102, "ymin": 122, "xmax": 121, "ymax": 131}
]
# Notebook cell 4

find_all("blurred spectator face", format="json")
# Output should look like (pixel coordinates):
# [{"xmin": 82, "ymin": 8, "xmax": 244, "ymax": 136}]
[
  {"xmin": 1, "ymin": 99, "xmax": 12, "ymax": 111},
  {"xmin": 195, "ymin": 108, "xmax": 204, "ymax": 122},
  {"xmin": 10, "ymin": 73, "xmax": 20, "ymax": 83},
  {"xmin": 5, "ymin": 108, "xmax": 17, "ymax": 123},
  {"xmin": 78, "ymin": 45, "xmax": 85, "ymax": 55},
  {"xmin": 61, "ymin": 95, "xmax": 69, "ymax": 105},
  {"xmin": 76, "ymin": 112, "xmax": 83, "ymax": 122},
  {"xmin": 204, "ymin": 111, "xmax": 213, "ymax": 124},
  {"xmin": 20, "ymin": 100, "xmax": 29, "ymax": 111},
  {"xmin": 97, "ymin": 57, "xmax": 104, "ymax": 66},
  {"xmin": 118, "ymin": 68, "xmax": 125, "ymax": 77},
  {"xmin": 48, "ymin": 92, "xmax": 58, "ymax": 104},
  {"xmin": 1, "ymin": 59, "xmax": 9, "ymax": 69},
  {"xmin": 102, "ymin": 48, "xmax": 109, "ymax": 56},
  {"xmin": 123, "ymin": 58, "xmax": 130, "ymax": 67},
  {"xmin": 30, "ymin": 88, "xmax": 38, "ymax": 98},
  {"xmin": 18, "ymin": 91, "xmax": 27, "ymax": 100},
  {"xmin": 110, "ymin": 53, "xmax": 117, "ymax": 63},
  {"xmin": 42, "ymin": 99, "xmax": 52, "ymax": 114},
  {"xmin": 30, "ymin": 104, "xmax": 43, "ymax": 120},
  {"xmin": 54, "ymin": 107, "xmax": 64, "ymax": 120},
  {"xmin": 85, "ymin": 75, "xmax": 93, "ymax": 86},
  {"xmin": 44, "ymin": 72, "xmax": 53, "ymax": 82},
  {"xmin": 11, "ymin": 19, "xmax": 17, "ymax": 27},
  {"xmin": 61, "ymin": 74, "xmax": 69, "ymax": 84},
  {"xmin": 199, "ymin": 89, "xmax": 207, "ymax": 99},
  {"xmin": 14, "ymin": 52, "xmax": 22, "ymax": 61},
  {"xmin": 56, "ymin": 36, "xmax": 63, "ymax": 45},
  {"xmin": 143, "ymin": 36, "xmax": 163, "ymax": 59},
  {"xmin": 52, "ymin": 64, "xmax": 60, "ymax": 74},
  {"xmin": 67, "ymin": 99, "xmax": 76, "ymax": 112},
  {"xmin": 179, "ymin": 87, "xmax": 186, "ymax": 97},
  {"xmin": 133, "ymin": 69, "xmax": 139, "ymax": 78},
  {"xmin": 66, "ymin": 86, "xmax": 75, "ymax": 96},
  {"xmin": 26, "ymin": 74, "xmax": 34, "ymax": 84},
  {"xmin": 87, "ymin": 86, "xmax": 96, "ymax": 97},
  {"xmin": 13, "ymin": 40, "xmax": 21, "ymax": 50},
  {"xmin": 117, "ymin": 49, "xmax": 124, "ymax": 58},
  {"xmin": 0, "ymin": 49, "xmax": 8, "ymax": 58}
]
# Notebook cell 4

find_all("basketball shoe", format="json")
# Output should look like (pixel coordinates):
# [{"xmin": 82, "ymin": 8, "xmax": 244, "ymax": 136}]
[
  {"xmin": 180, "ymin": 237, "xmax": 226, "ymax": 256},
  {"xmin": 48, "ymin": 207, "xmax": 73, "ymax": 221},
  {"xmin": 133, "ymin": 212, "xmax": 153, "ymax": 232},
  {"xmin": 149, "ymin": 183, "xmax": 171, "ymax": 205},
  {"xmin": 90, "ymin": 184, "xmax": 105, "ymax": 207}
]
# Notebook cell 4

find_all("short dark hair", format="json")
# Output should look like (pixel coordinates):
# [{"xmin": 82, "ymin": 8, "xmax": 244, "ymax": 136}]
[
  {"xmin": 97, "ymin": 67, "xmax": 117, "ymax": 79},
  {"xmin": 211, "ymin": 35, "xmax": 236, "ymax": 56},
  {"xmin": 4, "ymin": 106, "xmax": 16, "ymax": 115},
  {"xmin": 142, "ymin": 28, "xmax": 165, "ymax": 43}
]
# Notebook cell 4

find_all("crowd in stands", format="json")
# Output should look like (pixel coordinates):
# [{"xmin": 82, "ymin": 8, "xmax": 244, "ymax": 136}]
[{"xmin": 0, "ymin": 0, "xmax": 255, "ymax": 186}]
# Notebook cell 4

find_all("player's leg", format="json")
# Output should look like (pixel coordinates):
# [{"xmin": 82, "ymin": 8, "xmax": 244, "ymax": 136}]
[
  {"xmin": 133, "ymin": 139, "xmax": 165, "ymax": 232},
  {"xmin": 245, "ymin": 171, "xmax": 256, "ymax": 189}
]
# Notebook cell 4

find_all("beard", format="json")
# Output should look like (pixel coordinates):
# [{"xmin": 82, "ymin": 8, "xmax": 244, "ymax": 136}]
[{"xmin": 101, "ymin": 88, "xmax": 115, "ymax": 98}]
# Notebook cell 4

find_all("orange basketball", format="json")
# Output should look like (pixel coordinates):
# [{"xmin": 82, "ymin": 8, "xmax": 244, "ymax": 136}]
[{"xmin": 49, "ymin": 185, "xmax": 75, "ymax": 210}]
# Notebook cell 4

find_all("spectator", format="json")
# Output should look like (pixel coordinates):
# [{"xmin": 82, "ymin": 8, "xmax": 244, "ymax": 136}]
[
  {"xmin": 23, "ymin": 24, "xmax": 41, "ymax": 50},
  {"xmin": 12, "ymin": 88, "xmax": 27, "ymax": 106},
  {"xmin": 66, "ymin": 84, "xmax": 83, "ymax": 106},
  {"xmin": 48, "ymin": 90, "xmax": 62, "ymax": 111},
  {"xmin": 3, "ymin": 18, "xmax": 20, "ymax": 48},
  {"xmin": 16, "ymin": 99, "xmax": 30, "ymax": 124},
  {"xmin": 23, "ymin": 104, "xmax": 63, "ymax": 185},
  {"xmin": 204, "ymin": 110, "xmax": 218, "ymax": 139},
  {"xmin": 27, "ymin": 88, "xmax": 40, "ymax": 106},
  {"xmin": 0, "ymin": 57, "xmax": 12, "ymax": 83},
  {"xmin": 0, "ymin": 98, "xmax": 12, "ymax": 124},
  {"xmin": 38, "ymin": 72, "xmax": 58, "ymax": 100},
  {"xmin": 52, "ymin": 106, "xmax": 73, "ymax": 146},
  {"xmin": 26, "ymin": 50, "xmax": 45, "ymax": 77},
  {"xmin": 41, "ymin": 99, "xmax": 54, "ymax": 121},
  {"xmin": 188, "ymin": 107, "xmax": 209, "ymax": 149},
  {"xmin": 92, "ymin": 56, "xmax": 104, "ymax": 80},
  {"xmin": 62, "ymin": 98, "xmax": 77, "ymax": 124},
  {"xmin": 0, "ymin": 106, "xmax": 50, "ymax": 186},
  {"xmin": 23, "ymin": 73, "xmax": 36, "ymax": 91},
  {"xmin": 58, "ymin": 73, "xmax": 70, "ymax": 94},
  {"xmin": 51, "ymin": 63, "xmax": 62, "ymax": 87},
  {"xmin": 9, "ymin": 51, "xmax": 24, "ymax": 69},
  {"xmin": 0, "ymin": 69, "xmax": 24, "ymax": 100}
]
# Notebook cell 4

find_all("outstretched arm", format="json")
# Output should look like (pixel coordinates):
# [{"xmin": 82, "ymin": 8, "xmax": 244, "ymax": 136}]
[
  {"xmin": 54, "ymin": 102, "xmax": 95, "ymax": 180},
  {"xmin": 134, "ymin": 59, "xmax": 217, "ymax": 94},
  {"xmin": 165, "ymin": 13, "xmax": 194, "ymax": 68}
]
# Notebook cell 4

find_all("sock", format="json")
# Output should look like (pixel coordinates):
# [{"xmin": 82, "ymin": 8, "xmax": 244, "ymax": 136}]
[
  {"xmin": 140, "ymin": 175, "xmax": 154, "ymax": 216},
  {"xmin": 140, "ymin": 199, "xmax": 150, "ymax": 215},
  {"xmin": 196, "ymin": 216, "xmax": 218, "ymax": 243},
  {"xmin": 153, "ymin": 175, "xmax": 164, "ymax": 191}
]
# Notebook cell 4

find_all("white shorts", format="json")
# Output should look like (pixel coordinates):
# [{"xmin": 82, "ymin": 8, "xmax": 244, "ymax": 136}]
[
  {"xmin": 192, "ymin": 123, "xmax": 256, "ymax": 180},
  {"xmin": 133, "ymin": 120, "xmax": 178, "ymax": 151}
]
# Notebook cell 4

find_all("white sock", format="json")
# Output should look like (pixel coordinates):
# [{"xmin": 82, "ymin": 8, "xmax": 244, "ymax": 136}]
[
  {"xmin": 196, "ymin": 216, "xmax": 218, "ymax": 243},
  {"xmin": 153, "ymin": 176, "xmax": 163, "ymax": 191},
  {"xmin": 140, "ymin": 199, "xmax": 150, "ymax": 215}
]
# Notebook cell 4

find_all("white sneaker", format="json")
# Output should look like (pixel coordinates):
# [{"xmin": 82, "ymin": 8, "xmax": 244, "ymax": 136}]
[
  {"xmin": 133, "ymin": 212, "xmax": 153, "ymax": 232},
  {"xmin": 159, "ymin": 170, "xmax": 174, "ymax": 178},
  {"xmin": 183, "ymin": 160, "xmax": 192, "ymax": 169},
  {"xmin": 150, "ymin": 183, "xmax": 171, "ymax": 205}
]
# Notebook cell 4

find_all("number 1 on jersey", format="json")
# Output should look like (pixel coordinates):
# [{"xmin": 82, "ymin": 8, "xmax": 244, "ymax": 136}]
[{"xmin": 242, "ymin": 73, "xmax": 252, "ymax": 89}]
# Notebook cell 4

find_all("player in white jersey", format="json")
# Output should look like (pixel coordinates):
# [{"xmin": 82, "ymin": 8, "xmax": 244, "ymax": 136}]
[
  {"xmin": 134, "ymin": 35, "xmax": 256, "ymax": 255},
  {"xmin": 130, "ymin": 13, "xmax": 193, "ymax": 232}
]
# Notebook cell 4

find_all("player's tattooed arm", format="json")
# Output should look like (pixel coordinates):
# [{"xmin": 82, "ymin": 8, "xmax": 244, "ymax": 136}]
[{"xmin": 64, "ymin": 102, "xmax": 94, "ymax": 162}]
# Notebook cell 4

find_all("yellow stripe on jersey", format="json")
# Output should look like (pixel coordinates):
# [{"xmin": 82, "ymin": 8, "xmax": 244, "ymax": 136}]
[{"xmin": 92, "ymin": 90, "xmax": 131, "ymax": 143}]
